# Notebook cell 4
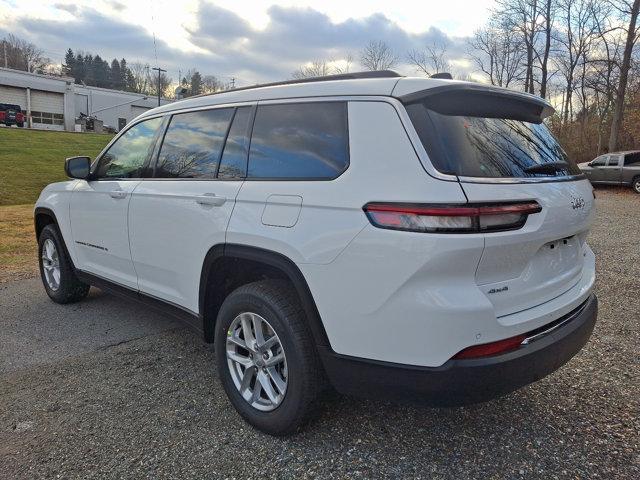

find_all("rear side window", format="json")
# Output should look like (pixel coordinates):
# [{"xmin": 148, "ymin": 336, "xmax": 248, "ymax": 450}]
[
  {"xmin": 155, "ymin": 108, "xmax": 234, "ymax": 178},
  {"xmin": 406, "ymin": 102, "xmax": 581, "ymax": 178},
  {"xmin": 624, "ymin": 152, "xmax": 640, "ymax": 166},
  {"xmin": 248, "ymin": 102, "xmax": 349, "ymax": 179},
  {"xmin": 218, "ymin": 106, "xmax": 252, "ymax": 179}
]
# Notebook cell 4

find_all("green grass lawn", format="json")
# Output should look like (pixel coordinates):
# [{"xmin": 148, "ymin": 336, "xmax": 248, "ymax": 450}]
[{"xmin": 0, "ymin": 127, "xmax": 113, "ymax": 206}]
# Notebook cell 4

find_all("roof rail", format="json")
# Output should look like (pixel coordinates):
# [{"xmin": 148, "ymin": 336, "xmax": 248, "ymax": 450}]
[{"xmin": 196, "ymin": 70, "xmax": 402, "ymax": 98}]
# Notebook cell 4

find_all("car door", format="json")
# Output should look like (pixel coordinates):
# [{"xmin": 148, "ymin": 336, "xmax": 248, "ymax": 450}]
[
  {"xmin": 586, "ymin": 155, "xmax": 608, "ymax": 183},
  {"xmin": 603, "ymin": 154, "xmax": 622, "ymax": 183},
  {"xmin": 127, "ymin": 105, "xmax": 254, "ymax": 313},
  {"xmin": 622, "ymin": 151, "xmax": 640, "ymax": 185},
  {"xmin": 69, "ymin": 116, "xmax": 165, "ymax": 289}
]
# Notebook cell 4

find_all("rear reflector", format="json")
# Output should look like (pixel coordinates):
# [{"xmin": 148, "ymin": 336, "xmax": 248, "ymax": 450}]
[
  {"xmin": 363, "ymin": 201, "xmax": 541, "ymax": 233},
  {"xmin": 453, "ymin": 334, "xmax": 526, "ymax": 359}
]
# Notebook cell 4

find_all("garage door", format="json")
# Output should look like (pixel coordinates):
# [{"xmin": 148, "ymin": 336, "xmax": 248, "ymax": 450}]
[
  {"xmin": 31, "ymin": 90, "xmax": 64, "ymax": 114},
  {"xmin": 75, "ymin": 93, "xmax": 88, "ymax": 116},
  {"xmin": 0, "ymin": 86, "xmax": 28, "ymax": 110}
]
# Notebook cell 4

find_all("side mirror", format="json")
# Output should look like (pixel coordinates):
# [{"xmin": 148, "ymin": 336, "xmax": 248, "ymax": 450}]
[{"xmin": 64, "ymin": 156, "xmax": 91, "ymax": 179}]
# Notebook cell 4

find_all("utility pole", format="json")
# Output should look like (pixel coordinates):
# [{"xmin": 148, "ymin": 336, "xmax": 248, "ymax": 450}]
[
  {"xmin": 3, "ymin": 40, "xmax": 7, "ymax": 68},
  {"xmin": 151, "ymin": 66, "xmax": 166, "ymax": 106},
  {"xmin": 230, "ymin": 77, "xmax": 235, "ymax": 89}
]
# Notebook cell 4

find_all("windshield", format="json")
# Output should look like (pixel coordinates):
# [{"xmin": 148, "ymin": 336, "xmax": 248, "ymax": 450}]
[{"xmin": 406, "ymin": 102, "xmax": 582, "ymax": 178}]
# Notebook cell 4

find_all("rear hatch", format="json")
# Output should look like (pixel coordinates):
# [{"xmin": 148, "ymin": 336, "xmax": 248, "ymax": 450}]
[{"xmin": 404, "ymin": 84, "xmax": 595, "ymax": 317}]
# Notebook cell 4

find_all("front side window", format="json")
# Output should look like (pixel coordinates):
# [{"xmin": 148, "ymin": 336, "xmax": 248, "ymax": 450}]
[
  {"xmin": 94, "ymin": 117, "xmax": 163, "ymax": 178},
  {"xmin": 155, "ymin": 108, "xmax": 234, "ymax": 178},
  {"xmin": 407, "ymin": 102, "xmax": 581, "ymax": 178},
  {"xmin": 591, "ymin": 156, "xmax": 607, "ymax": 167},
  {"xmin": 248, "ymin": 102, "xmax": 349, "ymax": 179},
  {"xmin": 606, "ymin": 155, "xmax": 621, "ymax": 167}
]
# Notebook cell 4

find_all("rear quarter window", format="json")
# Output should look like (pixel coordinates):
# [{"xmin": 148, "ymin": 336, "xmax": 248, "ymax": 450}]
[{"xmin": 247, "ymin": 102, "xmax": 349, "ymax": 180}]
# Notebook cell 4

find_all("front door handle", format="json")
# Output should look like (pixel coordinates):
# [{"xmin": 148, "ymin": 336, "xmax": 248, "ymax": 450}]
[
  {"xmin": 109, "ymin": 189, "xmax": 127, "ymax": 199},
  {"xmin": 195, "ymin": 193, "xmax": 226, "ymax": 206}
]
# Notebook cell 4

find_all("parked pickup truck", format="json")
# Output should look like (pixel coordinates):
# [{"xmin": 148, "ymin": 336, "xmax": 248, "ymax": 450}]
[
  {"xmin": 579, "ymin": 150, "xmax": 640, "ymax": 193},
  {"xmin": 0, "ymin": 103, "xmax": 25, "ymax": 127}
]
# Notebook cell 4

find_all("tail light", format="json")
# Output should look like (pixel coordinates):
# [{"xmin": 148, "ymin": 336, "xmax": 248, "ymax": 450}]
[
  {"xmin": 453, "ymin": 334, "xmax": 526, "ymax": 359},
  {"xmin": 363, "ymin": 201, "xmax": 541, "ymax": 233}
]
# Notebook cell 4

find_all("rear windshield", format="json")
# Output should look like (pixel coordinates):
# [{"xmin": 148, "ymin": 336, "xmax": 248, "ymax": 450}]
[{"xmin": 406, "ymin": 102, "xmax": 581, "ymax": 178}]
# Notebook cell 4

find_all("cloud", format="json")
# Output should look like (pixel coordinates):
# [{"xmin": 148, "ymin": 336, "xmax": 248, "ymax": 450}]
[{"xmin": 4, "ymin": 1, "xmax": 474, "ymax": 85}]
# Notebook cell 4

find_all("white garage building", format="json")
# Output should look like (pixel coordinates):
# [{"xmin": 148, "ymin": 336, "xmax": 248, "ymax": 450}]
[{"xmin": 0, "ymin": 67, "xmax": 171, "ymax": 132}]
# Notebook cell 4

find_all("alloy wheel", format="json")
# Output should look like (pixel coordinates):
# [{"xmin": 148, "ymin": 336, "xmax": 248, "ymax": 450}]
[
  {"xmin": 41, "ymin": 238, "xmax": 61, "ymax": 291},
  {"xmin": 226, "ymin": 312, "xmax": 288, "ymax": 411}
]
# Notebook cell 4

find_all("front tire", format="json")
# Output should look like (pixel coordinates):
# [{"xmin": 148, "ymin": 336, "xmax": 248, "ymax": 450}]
[
  {"xmin": 214, "ymin": 280, "xmax": 325, "ymax": 436},
  {"xmin": 38, "ymin": 224, "xmax": 90, "ymax": 304},
  {"xmin": 632, "ymin": 176, "xmax": 640, "ymax": 194}
]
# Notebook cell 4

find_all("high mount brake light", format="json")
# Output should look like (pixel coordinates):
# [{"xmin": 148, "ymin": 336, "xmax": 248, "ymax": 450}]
[{"xmin": 363, "ymin": 202, "xmax": 541, "ymax": 233}]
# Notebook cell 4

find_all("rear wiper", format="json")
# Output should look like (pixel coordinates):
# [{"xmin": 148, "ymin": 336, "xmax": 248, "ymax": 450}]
[{"xmin": 524, "ymin": 161, "xmax": 569, "ymax": 175}]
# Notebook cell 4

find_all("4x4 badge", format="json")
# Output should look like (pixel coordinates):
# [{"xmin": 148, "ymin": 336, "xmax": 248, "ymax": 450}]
[{"xmin": 571, "ymin": 196, "xmax": 585, "ymax": 210}]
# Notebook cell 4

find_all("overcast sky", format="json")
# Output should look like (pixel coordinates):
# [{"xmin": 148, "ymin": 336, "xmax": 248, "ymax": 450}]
[{"xmin": 0, "ymin": 0, "xmax": 496, "ymax": 86}]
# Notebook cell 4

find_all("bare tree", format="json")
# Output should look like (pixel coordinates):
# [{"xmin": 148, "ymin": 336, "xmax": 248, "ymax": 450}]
[
  {"xmin": 407, "ymin": 39, "xmax": 451, "ymax": 76},
  {"xmin": 291, "ymin": 60, "xmax": 333, "ymax": 79},
  {"xmin": 333, "ymin": 54, "xmax": 353, "ymax": 74},
  {"xmin": 291, "ymin": 55, "xmax": 354, "ymax": 79},
  {"xmin": 553, "ymin": 0, "xmax": 602, "ymax": 124},
  {"xmin": 147, "ymin": 71, "xmax": 172, "ymax": 98},
  {"xmin": 608, "ymin": 0, "xmax": 640, "ymax": 151},
  {"xmin": 496, "ymin": 0, "xmax": 542, "ymax": 94},
  {"xmin": 587, "ymin": 13, "xmax": 623, "ymax": 152},
  {"xmin": 468, "ymin": 19, "xmax": 526, "ymax": 87},
  {"xmin": 127, "ymin": 62, "xmax": 149, "ymax": 93},
  {"xmin": 360, "ymin": 40, "xmax": 398, "ymax": 71},
  {"xmin": 201, "ymin": 75, "xmax": 224, "ymax": 94},
  {"xmin": 1, "ymin": 34, "xmax": 50, "ymax": 73},
  {"xmin": 537, "ymin": 0, "xmax": 555, "ymax": 98}
]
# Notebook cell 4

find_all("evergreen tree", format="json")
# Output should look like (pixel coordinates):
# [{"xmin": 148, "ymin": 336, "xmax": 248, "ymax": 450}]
[
  {"xmin": 190, "ymin": 70, "xmax": 202, "ymax": 95},
  {"xmin": 93, "ymin": 55, "xmax": 110, "ymax": 88},
  {"xmin": 63, "ymin": 48, "xmax": 75, "ymax": 77},
  {"xmin": 120, "ymin": 58, "xmax": 129, "ymax": 91},
  {"xmin": 110, "ymin": 59, "xmax": 122, "ymax": 90},
  {"xmin": 74, "ymin": 52, "xmax": 86, "ymax": 84},
  {"xmin": 83, "ymin": 53, "xmax": 94, "ymax": 85}
]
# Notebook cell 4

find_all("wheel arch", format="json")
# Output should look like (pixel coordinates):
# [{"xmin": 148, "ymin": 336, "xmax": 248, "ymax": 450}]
[
  {"xmin": 199, "ymin": 244, "xmax": 331, "ymax": 348},
  {"xmin": 34, "ymin": 207, "xmax": 60, "ymax": 240}
]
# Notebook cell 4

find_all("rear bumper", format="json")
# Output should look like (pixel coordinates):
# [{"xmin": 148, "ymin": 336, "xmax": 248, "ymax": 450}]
[{"xmin": 319, "ymin": 294, "xmax": 597, "ymax": 406}]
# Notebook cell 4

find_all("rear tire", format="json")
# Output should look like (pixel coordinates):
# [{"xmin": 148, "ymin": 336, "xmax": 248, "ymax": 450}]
[
  {"xmin": 38, "ymin": 224, "xmax": 90, "ymax": 304},
  {"xmin": 632, "ymin": 176, "xmax": 640, "ymax": 194},
  {"xmin": 214, "ymin": 280, "xmax": 325, "ymax": 436},
  {"xmin": 16, "ymin": 122, "xmax": 24, "ymax": 128}
]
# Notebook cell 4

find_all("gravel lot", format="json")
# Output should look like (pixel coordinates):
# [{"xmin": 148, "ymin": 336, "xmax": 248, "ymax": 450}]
[{"xmin": 1, "ymin": 188, "xmax": 638, "ymax": 479}]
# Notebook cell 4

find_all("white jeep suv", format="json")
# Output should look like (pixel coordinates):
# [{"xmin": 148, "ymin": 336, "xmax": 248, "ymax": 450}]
[{"xmin": 35, "ymin": 71, "xmax": 598, "ymax": 435}]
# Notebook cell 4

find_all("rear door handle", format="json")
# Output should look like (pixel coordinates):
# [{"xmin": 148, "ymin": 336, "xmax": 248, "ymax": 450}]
[
  {"xmin": 195, "ymin": 193, "xmax": 226, "ymax": 206},
  {"xmin": 109, "ymin": 189, "xmax": 127, "ymax": 199}
]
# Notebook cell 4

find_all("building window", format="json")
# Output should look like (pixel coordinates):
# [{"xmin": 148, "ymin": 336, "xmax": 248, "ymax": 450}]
[{"xmin": 31, "ymin": 111, "xmax": 64, "ymax": 126}]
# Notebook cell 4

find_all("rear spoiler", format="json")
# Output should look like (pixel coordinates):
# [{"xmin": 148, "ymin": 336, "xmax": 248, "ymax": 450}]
[{"xmin": 396, "ymin": 83, "xmax": 555, "ymax": 124}]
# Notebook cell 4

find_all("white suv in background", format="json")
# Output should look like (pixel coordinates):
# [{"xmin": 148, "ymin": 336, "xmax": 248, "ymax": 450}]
[{"xmin": 35, "ymin": 71, "xmax": 598, "ymax": 436}]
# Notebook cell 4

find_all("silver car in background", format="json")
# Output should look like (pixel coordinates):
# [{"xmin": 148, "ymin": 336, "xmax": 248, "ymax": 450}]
[{"xmin": 579, "ymin": 151, "xmax": 640, "ymax": 193}]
